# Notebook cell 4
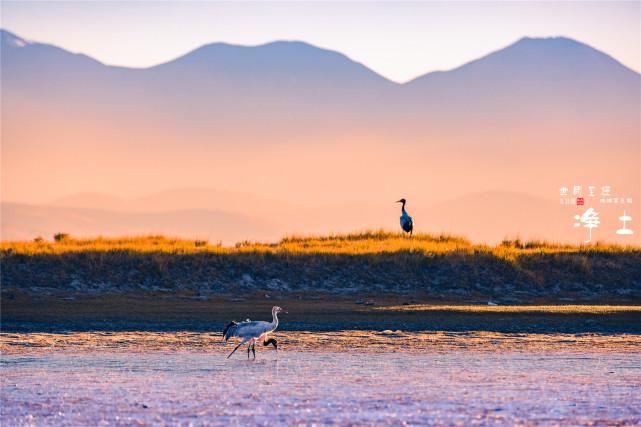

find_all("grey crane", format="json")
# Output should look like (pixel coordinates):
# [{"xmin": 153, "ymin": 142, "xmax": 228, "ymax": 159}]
[
  {"xmin": 223, "ymin": 306, "xmax": 286, "ymax": 359},
  {"xmin": 396, "ymin": 198, "xmax": 413, "ymax": 236}
]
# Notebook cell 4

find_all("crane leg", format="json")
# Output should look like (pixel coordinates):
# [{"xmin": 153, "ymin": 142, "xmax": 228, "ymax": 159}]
[
  {"xmin": 227, "ymin": 342, "xmax": 243, "ymax": 359},
  {"xmin": 251, "ymin": 343, "xmax": 256, "ymax": 359}
]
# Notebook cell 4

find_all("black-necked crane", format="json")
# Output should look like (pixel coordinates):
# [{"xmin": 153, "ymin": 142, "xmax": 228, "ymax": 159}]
[
  {"xmin": 223, "ymin": 306, "xmax": 286, "ymax": 359},
  {"xmin": 396, "ymin": 198, "xmax": 413, "ymax": 236}
]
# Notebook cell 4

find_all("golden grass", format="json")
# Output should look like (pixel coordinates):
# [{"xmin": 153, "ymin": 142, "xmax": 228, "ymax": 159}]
[
  {"xmin": 376, "ymin": 304, "xmax": 641, "ymax": 314},
  {"xmin": 1, "ymin": 231, "xmax": 639, "ymax": 257}
]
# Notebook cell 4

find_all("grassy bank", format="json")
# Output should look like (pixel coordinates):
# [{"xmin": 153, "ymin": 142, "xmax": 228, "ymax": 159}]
[
  {"xmin": 3, "ymin": 231, "xmax": 638, "ymax": 255},
  {"xmin": 2, "ymin": 232, "xmax": 640, "ymax": 304}
]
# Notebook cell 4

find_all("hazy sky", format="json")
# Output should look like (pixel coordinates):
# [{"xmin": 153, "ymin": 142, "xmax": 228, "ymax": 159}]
[{"xmin": 1, "ymin": 1, "xmax": 639, "ymax": 83}]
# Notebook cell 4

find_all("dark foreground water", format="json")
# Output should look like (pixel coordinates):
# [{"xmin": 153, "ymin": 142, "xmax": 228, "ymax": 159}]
[{"xmin": 1, "ymin": 331, "xmax": 640, "ymax": 426}]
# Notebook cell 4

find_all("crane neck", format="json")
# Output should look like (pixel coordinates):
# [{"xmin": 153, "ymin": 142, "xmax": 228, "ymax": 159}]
[
  {"xmin": 401, "ymin": 201, "xmax": 406, "ymax": 213},
  {"xmin": 271, "ymin": 310, "xmax": 279, "ymax": 330}
]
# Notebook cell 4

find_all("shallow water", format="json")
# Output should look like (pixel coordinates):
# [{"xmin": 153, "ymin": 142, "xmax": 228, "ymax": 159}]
[{"xmin": 2, "ymin": 332, "xmax": 640, "ymax": 426}]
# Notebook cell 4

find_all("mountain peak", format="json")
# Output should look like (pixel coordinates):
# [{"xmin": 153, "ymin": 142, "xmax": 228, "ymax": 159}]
[
  {"xmin": 153, "ymin": 38, "xmax": 391, "ymax": 85},
  {"xmin": 429, "ymin": 34, "xmax": 639, "ymax": 79},
  {"xmin": 515, "ymin": 35, "xmax": 579, "ymax": 44},
  {"xmin": 174, "ymin": 39, "xmax": 357, "ymax": 64},
  {"xmin": 1, "ymin": 29, "xmax": 30, "ymax": 48},
  {"xmin": 508, "ymin": 35, "xmax": 603, "ymax": 54}
]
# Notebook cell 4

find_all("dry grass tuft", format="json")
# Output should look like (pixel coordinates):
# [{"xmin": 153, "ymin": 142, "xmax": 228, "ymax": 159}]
[{"xmin": 2, "ymin": 231, "xmax": 638, "ymax": 258}]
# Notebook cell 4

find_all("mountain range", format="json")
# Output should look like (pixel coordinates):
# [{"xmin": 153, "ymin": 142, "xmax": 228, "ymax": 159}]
[{"xmin": 1, "ymin": 29, "xmax": 639, "ymax": 243}]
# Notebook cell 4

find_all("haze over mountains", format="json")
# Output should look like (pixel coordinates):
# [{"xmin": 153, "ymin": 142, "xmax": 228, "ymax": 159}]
[{"xmin": 1, "ymin": 29, "xmax": 639, "ymax": 243}]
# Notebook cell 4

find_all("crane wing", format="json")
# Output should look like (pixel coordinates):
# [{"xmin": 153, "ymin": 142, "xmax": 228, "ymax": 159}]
[
  {"xmin": 223, "ymin": 321, "xmax": 239, "ymax": 341},
  {"xmin": 400, "ymin": 214, "xmax": 413, "ymax": 232}
]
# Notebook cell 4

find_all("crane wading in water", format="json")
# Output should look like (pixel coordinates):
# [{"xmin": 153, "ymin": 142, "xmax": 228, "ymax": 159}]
[
  {"xmin": 396, "ymin": 198, "xmax": 413, "ymax": 236},
  {"xmin": 223, "ymin": 306, "xmax": 286, "ymax": 359}
]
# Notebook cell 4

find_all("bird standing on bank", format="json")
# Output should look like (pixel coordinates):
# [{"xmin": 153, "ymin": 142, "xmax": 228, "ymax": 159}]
[
  {"xmin": 223, "ymin": 306, "xmax": 286, "ymax": 359},
  {"xmin": 396, "ymin": 198, "xmax": 413, "ymax": 236}
]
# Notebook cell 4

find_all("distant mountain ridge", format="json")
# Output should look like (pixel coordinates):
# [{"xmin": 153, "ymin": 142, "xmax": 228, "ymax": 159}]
[
  {"xmin": 1, "ymin": 29, "xmax": 639, "ymax": 244},
  {"xmin": 49, "ymin": 187, "xmax": 293, "ymax": 216},
  {"xmin": 4, "ymin": 189, "xmax": 638, "ymax": 245},
  {"xmin": 4, "ymin": 28, "xmax": 638, "ymax": 118},
  {"xmin": 409, "ymin": 36, "xmax": 639, "ymax": 82},
  {"xmin": 1, "ymin": 202, "xmax": 277, "ymax": 243},
  {"xmin": 3, "ymin": 30, "xmax": 638, "ymax": 81}
]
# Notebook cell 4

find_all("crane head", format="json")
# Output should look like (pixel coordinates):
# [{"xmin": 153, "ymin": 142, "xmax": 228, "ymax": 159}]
[
  {"xmin": 272, "ymin": 306, "xmax": 287, "ymax": 314},
  {"xmin": 396, "ymin": 198, "xmax": 406, "ymax": 204}
]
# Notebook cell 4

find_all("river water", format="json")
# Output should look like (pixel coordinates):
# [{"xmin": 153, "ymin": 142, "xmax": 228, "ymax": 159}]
[{"xmin": 2, "ymin": 331, "xmax": 640, "ymax": 426}]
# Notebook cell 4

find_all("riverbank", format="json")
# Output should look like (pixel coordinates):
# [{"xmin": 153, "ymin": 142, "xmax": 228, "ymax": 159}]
[
  {"xmin": 3, "ymin": 233, "xmax": 640, "ymax": 333},
  {"xmin": 3, "ymin": 294, "xmax": 641, "ymax": 333},
  {"xmin": 2, "ymin": 233, "xmax": 641, "ymax": 303}
]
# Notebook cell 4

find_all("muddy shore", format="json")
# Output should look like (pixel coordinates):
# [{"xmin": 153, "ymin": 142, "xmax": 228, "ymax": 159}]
[{"xmin": 3, "ymin": 293, "xmax": 640, "ymax": 333}]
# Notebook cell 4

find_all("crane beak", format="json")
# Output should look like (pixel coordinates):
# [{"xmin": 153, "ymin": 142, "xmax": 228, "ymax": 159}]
[{"xmin": 395, "ymin": 200, "xmax": 402, "ymax": 203}]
